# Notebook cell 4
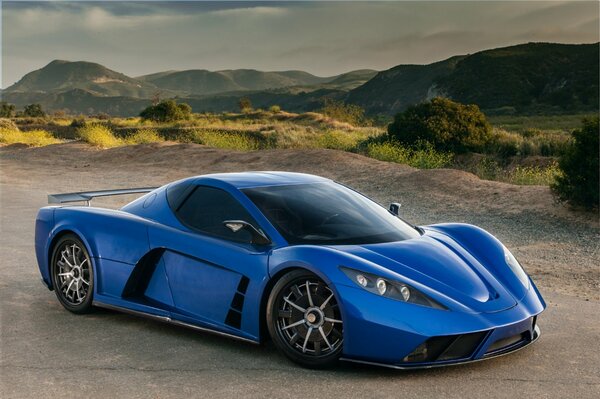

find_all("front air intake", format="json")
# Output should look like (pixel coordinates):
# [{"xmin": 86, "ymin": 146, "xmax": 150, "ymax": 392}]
[{"xmin": 403, "ymin": 331, "xmax": 488, "ymax": 363}]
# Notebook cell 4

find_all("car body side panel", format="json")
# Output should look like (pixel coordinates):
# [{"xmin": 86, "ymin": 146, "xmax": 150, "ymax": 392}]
[
  {"xmin": 161, "ymin": 249, "xmax": 243, "ymax": 321},
  {"xmin": 144, "ymin": 257, "xmax": 176, "ymax": 309},
  {"xmin": 35, "ymin": 207, "xmax": 56, "ymax": 288},
  {"xmin": 147, "ymin": 223, "xmax": 270, "ymax": 340},
  {"xmin": 53, "ymin": 207, "xmax": 151, "ymax": 265},
  {"xmin": 95, "ymin": 259, "xmax": 135, "ymax": 298},
  {"xmin": 38, "ymin": 206, "xmax": 152, "ymax": 293}
]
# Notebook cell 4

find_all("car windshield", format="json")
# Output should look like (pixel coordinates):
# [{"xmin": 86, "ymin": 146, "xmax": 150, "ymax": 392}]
[{"xmin": 243, "ymin": 182, "xmax": 421, "ymax": 245}]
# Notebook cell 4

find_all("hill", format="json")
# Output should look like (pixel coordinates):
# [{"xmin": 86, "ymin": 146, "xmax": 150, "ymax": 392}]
[
  {"xmin": 137, "ymin": 69, "xmax": 327, "ymax": 95},
  {"xmin": 137, "ymin": 68, "xmax": 375, "ymax": 95},
  {"xmin": 5, "ymin": 60, "xmax": 162, "ymax": 98},
  {"xmin": 347, "ymin": 42, "xmax": 599, "ymax": 115},
  {"xmin": 3, "ymin": 42, "xmax": 597, "ymax": 116}
]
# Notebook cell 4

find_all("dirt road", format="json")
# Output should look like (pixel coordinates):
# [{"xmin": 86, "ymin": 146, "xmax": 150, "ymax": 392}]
[{"xmin": 1, "ymin": 142, "xmax": 599, "ymax": 398}]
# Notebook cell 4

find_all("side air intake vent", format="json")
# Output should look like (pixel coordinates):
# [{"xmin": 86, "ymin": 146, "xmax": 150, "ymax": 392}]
[{"xmin": 225, "ymin": 276, "xmax": 250, "ymax": 329}]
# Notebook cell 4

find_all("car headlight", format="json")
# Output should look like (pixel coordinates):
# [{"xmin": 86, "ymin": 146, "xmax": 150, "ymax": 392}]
[
  {"xmin": 340, "ymin": 267, "xmax": 446, "ymax": 310},
  {"xmin": 503, "ymin": 245, "xmax": 529, "ymax": 288}
]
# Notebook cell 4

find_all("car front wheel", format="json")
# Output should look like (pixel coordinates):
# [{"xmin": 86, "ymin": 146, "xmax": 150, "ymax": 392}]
[{"xmin": 266, "ymin": 269, "xmax": 343, "ymax": 368}]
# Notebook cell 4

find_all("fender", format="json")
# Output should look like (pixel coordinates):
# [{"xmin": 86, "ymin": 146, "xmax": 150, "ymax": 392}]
[{"xmin": 426, "ymin": 223, "xmax": 530, "ymax": 300}]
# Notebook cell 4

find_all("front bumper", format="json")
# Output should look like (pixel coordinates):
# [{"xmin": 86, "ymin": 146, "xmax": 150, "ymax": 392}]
[
  {"xmin": 342, "ymin": 323, "xmax": 541, "ymax": 370},
  {"xmin": 336, "ymin": 281, "xmax": 545, "ymax": 368}
]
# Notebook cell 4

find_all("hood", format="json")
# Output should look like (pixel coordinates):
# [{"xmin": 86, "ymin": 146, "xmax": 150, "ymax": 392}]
[{"xmin": 331, "ymin": 231, "xmax": 517, "ymax": 313}]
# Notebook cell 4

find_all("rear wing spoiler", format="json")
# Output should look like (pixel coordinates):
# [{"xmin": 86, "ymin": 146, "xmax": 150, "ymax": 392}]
[{"xmin": 48, "ymin": 187, "xmax": 158, "ymax": 205}]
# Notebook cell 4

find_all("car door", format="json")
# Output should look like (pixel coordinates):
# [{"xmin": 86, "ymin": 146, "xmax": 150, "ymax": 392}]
[{"xmin": 147, "ymin": 185, "xmax": 270, "ymax": 338}]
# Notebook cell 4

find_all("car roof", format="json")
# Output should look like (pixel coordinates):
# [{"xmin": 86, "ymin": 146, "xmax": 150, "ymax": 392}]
[{"xmin": 184, "ymin": 171, "xmax": 331, "ymax": 189}]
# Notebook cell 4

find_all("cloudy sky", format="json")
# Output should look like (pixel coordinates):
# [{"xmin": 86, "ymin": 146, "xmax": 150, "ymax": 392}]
[{"xmin": 2, "ymin": 1, "xmax": 598, "ymax": 87}]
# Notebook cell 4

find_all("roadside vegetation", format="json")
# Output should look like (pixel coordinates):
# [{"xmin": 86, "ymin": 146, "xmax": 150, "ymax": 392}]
[
  {"xmin": 0, "ymin": 118, "xmax": 61, "ymax": 146},
  {"xmin": 2, "ymin": 99, "xmax": 597, "ymax": 201},
  {"xmin": 76, "ymin": 124, "xmax": 164, "ymax": 148},
  {"xmin": 551, "ymin": 117, "xmax": 599, "ymax": 209}
]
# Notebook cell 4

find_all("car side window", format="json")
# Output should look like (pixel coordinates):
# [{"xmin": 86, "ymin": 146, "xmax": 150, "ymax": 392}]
[{"xmin": 175, "ymin": 185, "xmax": 257, "ymax": 243}]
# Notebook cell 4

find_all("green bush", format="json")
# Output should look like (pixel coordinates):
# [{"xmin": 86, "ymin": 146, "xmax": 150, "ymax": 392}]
[
  {"xmin": 140, "ymin": 100, "xmax": 192, "ymax": 123},
  {"xmin": 552, "ymin": 117, "xmax": 599, "ymax": 208},
  {"xmin": 238, "ymin": 97, "xmax": 253, "ymax": 113},
  {"xmin": 269, "ymin": 105, "xmax": 281, "ymax": 114},
  {"xmin": 22, "ymin": 103, "xmax": 46, "ymax": 118},
  {"xmin": 388, "ymin": 97, "xmax": 492, "ymax": 153},
  {"xmin": 1, "ymin": 102, "xmax": 15, "ymax": 118}
]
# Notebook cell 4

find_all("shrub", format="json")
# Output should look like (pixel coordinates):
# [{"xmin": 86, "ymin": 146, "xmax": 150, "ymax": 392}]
[
  {"xmin": 388, "ymin": 97, "xmax": 492, "ymax": 153},
  {"xmin": 366, "ymin": 141, "xmax": 453, "ymax": 169},
  {"xmin": 124, "ymin": 129, "xmax": 164, "ymax": 145},
  {"xmin": 238, "ymin": 97, "xmax": 253, "ymax": 113},
  {"xmin": 552, "ymin": 117, "xmax": 599, "ymax": 208},
  {"xmin": 22, "ymin": 103, "xmax": 46, "ymax": 118},
  {"xmin": 269, "ymin": 105, "xmax": 281, "ymax": 114},
  {"xmin": 0, "ymin": 128, "xmax": 60, "ymax": 146},
  {"xmin": 320, "ymin": 98, "xmax": 368, "ymax": 126},
  {"xmin": 0, "ymin": 102, "xmax": 15, "ymax": 118},
  {"xmin": 76, "ymin": 124, "xmax": 121, "ymax": 148},
  {"xmin": 140, "ymin": 100, "xmax": 192, "ymax": 123},
  {"xmin": 94, "ymin": 112, "xmax": 110, "ymax": 120},
  {"xmin": 70, "ymin": 117, "xmax": 88, "ymax": 128}
]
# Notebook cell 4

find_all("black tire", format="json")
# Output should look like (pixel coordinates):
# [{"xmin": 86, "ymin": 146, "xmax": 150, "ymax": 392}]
[
  {"xmin": 266, "ymin": 269, "xmax": 343, "ymax": 368},
  {"xmin": 50, "ymin": 234, "xmax": 94, "ymax": 314}
]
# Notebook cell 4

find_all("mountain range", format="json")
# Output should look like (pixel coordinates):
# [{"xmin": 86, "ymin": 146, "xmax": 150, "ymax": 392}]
[{"xmin": 2, "ymin": 42, "xmax": 598, "ymax": 117}]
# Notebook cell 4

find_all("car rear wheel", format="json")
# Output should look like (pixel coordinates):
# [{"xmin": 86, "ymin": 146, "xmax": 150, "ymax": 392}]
[
  {"xmin": 267, "ymin": 270, "xmax": 343, "ymax": 368},
  {"xmin": 51, "ymin": 234, "xmax": 94, "ymax": 314}
]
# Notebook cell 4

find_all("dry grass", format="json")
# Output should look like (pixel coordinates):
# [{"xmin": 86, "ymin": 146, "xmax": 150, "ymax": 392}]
[
  {"xmin": 0, "ymin": 128, "xmax": 62, "ymax": 147},
  {"xmin": 123, "ymin": 128, "xmax": 164, "ymax": 145},
  {"xmin": 77, "ymin": 124, "xmax": 164, "ymax": 147},
  {"xmin": 488, "ymin": 128, "xmax": 570, "ymax": 157},
  {"xmin": 366, "ymin": 141, "xmax": 453, "ymax": 169},
  {"xmin": 473, "ymin": 158, "xmax": 561, "ymax": 185},
  {"xmin": 76, "ymin": 124, "xmax": 122, "ymax": 148}
]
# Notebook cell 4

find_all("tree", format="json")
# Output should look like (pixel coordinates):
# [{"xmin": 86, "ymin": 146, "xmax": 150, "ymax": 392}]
[
  {"xmin": 387, "ymin": 97, "xmax": 492, "ymax": 152},
  {"xmin": 23, "ymin": 103, "xmax": 46, "ymax": 117},
  {"xmin": 0, "ymin": 102, "xmax": 15, "ymax": 118},
  {"xmin": 552, "ymin": 117, "xmax": 599, "ymax": 209},
  {"xmin": 238, "ymin": 97, "xmax": 252, "ymax": 113},
  {"xmin": 320, "ymin": 98, "xmax": 367, "ymax": 126},
  {"xmin": 139, "ymin": 100, "xmax": 192, "ymax": 122}
]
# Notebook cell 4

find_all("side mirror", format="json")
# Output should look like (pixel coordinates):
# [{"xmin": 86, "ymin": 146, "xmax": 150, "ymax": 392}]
[
  {"xmin": 389, "ymin": 202, "xmax": 401, "ymax": 216},
  {"xmin": 223, "ymin": 220, "xmax": 271, "ymax": 245}
]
